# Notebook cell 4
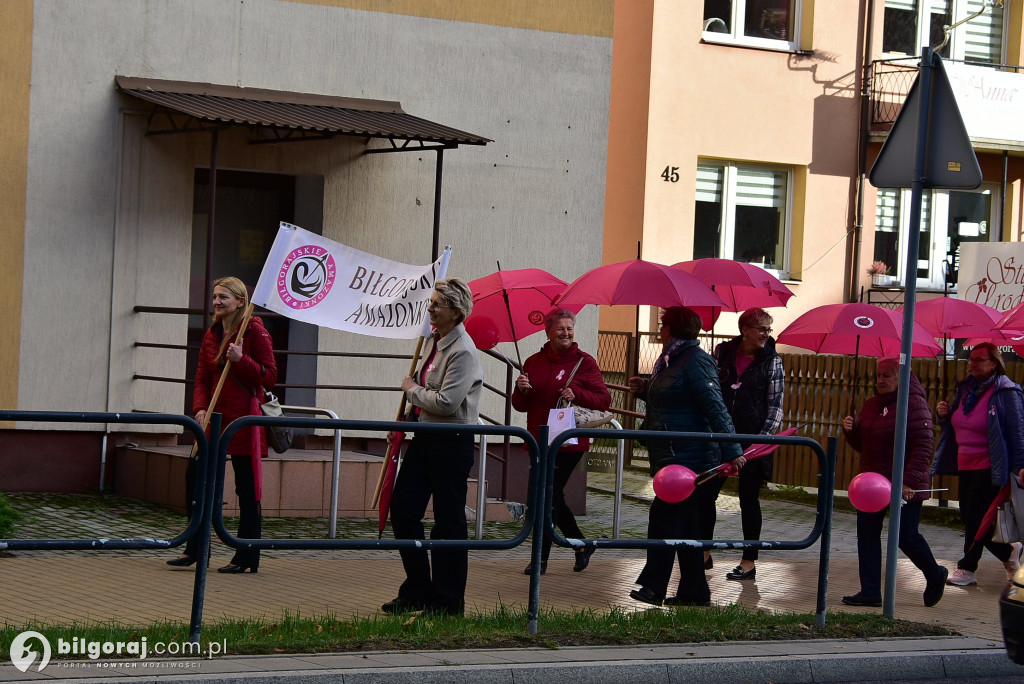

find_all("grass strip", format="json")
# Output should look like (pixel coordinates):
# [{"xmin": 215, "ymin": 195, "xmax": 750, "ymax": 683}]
[{"xmin": 0, "ymin": 604, "xmax": 954, "ymax": 658}]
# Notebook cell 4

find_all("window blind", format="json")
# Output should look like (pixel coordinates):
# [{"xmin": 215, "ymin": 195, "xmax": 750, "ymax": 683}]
[
  {"xmin": 736, "ymin": 168, "xmax": 784, "ymax": 208},
  {"xmin": 962, "ymin": 0, "xmax": 1003, "ymax": 63},
  {"xmin": 696, "ymin": 165, "xmax": 724, "ymax": 203}
]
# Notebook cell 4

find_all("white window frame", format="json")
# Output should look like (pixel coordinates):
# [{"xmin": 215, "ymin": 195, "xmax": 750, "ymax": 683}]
[
  {"xmin": 881, "ymin": 0, "xmax": 1006, "ymax": 64},
  {"xmin": 695, "ymin": 160, "xmax": 794, "ymax": 278},
  {"xmin": 875, "ymin": 183, "xmax": 1000, "ymax": 290},
  {"xmin": 702, "ymin": 0, "xmax": 804, "ymax": 53}
]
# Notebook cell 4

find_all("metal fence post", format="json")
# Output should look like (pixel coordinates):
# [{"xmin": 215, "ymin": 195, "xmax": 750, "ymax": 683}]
[{"xmin": 189, "ymin": 413, "xmax": 219, "ymax": 643}]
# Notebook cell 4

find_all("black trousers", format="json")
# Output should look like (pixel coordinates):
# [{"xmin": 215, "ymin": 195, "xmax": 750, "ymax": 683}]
[
  {"xmin": 957, "ymin": 468, "xmax": 1013, "ymax": 571},
  {"xmin": 541, "ymin": 450, "xmax": 586, "ymax": 562},
  {"xmin": 228, "ymin": 453, "xmax": 262, "ymax": 568},
  {"xmin": 700, "ymin": 461, "xmax": 766, "ymax": 561},
  {"xmin": 635, "ymin": 485, "xmax": 711, "ymax": 602},
  {"xmin": 183, "ymin": 453, "xmax": 261, "ymax": 566},
  {"xmin": 390, "ymin": 431, "xmax": 475, "ymax": 613},
  {"xmin": 856, "ymin": 500, "xmax": 941, "ymax": 596}
]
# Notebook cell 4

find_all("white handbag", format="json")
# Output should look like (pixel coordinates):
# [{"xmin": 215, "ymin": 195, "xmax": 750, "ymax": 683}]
[{"xmin": 992, "ymin": 475, "xmax": 1024, "ymax": 544}]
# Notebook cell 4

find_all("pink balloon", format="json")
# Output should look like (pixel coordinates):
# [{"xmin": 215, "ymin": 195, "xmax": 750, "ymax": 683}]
[
  {"xmin": 464, "ymin": 315, "xmax": 500, "ymax": 350},
  {"xmin": 652, "ymin": 464, "xmax": 697, "ymax": 503},
  {"xmin": 849, "ymin": 472, "xmax": 892, "ymax": 513}
]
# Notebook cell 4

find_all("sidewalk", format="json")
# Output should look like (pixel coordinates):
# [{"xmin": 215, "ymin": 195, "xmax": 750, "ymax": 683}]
[{"xmin": 1, "ymin": 472, "xmax": 1020, "ymax": 682}]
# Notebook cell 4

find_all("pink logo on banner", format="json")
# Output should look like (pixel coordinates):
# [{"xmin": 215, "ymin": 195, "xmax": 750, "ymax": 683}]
[{"xmin": 277, "ymin": 247, "xmax": 336, "ymax": 309}]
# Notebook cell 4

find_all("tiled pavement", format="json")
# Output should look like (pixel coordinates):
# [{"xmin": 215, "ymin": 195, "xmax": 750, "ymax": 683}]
[{"xmin": 0, "ymin": 472, "xmax": 1011, "ymax": 644}]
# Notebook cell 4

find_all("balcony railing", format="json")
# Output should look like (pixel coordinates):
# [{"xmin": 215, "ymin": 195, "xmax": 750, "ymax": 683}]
[{"xmin": 869, "ymin": 56, "xmax": 1024, "ymax": 126}]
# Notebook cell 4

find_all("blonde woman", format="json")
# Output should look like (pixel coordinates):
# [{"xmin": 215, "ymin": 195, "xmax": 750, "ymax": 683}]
[{"xmin": 167, "ymin": 277, "xmax": 277, "ymax": 573}]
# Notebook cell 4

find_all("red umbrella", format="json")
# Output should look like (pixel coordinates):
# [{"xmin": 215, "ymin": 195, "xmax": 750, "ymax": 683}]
[
  {"xmin": 554, "ymin": 259, "xmax": 726, "ymax": 311},
  {"xmin": 777, "ymin": 302, "xmax": 942, "ymax": 358},
  {"xmin": 375, "ymin": 428, "xmax": 405, "ymax": 538},
  {"xmin": 777, "ymin": 303, "xmax": 941, "ymax": 415},
  {"xmin": 673, "ymin": 258, "xmax": 794, "ymax": 320},
  {"xmin": 906, "ymin": 298, "xmax": 1003, "ymax": 398},
  {"xmin": 695, "ymin": 425, "xmax": 802, "ymax": 486},
  {"xmin": 974, "ymin": 483, "xmax": 1011, "ymax": 544},
  {"xmin": 465, "ymin": 267, "xmax": 573, "ymax": 365}
]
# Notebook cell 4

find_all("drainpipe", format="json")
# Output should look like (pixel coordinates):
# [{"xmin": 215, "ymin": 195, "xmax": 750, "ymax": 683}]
[
  {"xmin": 101, "ymin": 112, "xmax": 129, "ymax": 490},
  {"xmin": 852, "ymin": 0, "xmax": 876, "ymax": 303},
  {"xmin": 203, "ymin": 130, "xmax": 219, "ymax": 333}
]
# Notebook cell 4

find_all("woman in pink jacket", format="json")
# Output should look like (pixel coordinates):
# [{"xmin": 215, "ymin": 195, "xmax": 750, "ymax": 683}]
[{"xmin": 512, "ymin": 307, "xmax": 611, "ymax": 574}]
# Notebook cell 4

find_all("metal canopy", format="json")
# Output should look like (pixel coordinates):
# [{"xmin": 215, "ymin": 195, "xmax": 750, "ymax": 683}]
[{"xmin": 114, "ymin": 75, "xmax": 491, "ymax": 148}]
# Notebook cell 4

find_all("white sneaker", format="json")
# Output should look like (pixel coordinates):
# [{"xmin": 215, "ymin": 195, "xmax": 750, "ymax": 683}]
[
  {"xmin": 946, "ymin": 568, "xmax": 978, "ymax": 586},
  {"xmin": 1005, "ymin": 541, "xmax": 1023, "ymax": 580}
]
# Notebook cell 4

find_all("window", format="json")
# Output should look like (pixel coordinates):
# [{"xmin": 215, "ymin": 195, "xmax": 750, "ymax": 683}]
[
  {"xmin": 702, "ymin": 0, "xmax": 803, "ymax": 51},
  {"xmin": 873, "ymin": 185, "xmax": 999, "ymax": 290},
  {"xmin": 694, "ymin": 161, "xmax": 792, "ymax": 275},
  {"xmin": 882, "ymin": 0, "xmax": 1005, "ymax": 64}
]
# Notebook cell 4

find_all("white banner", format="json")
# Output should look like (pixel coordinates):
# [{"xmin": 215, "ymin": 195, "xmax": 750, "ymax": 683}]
[
  {"xmin": 958, "ymin": 242, "xmax": 1024, "ymax": 313},
  {"xmin": 946, "ymin": 62, "xmax": 1024, "ymax": 146},
  {"xmin": 252, "ymin": 223, "xmax": 452, "ymax": 339}
]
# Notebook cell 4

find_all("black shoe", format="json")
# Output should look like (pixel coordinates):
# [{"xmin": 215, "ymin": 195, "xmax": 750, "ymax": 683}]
[
  {"xmin": 704, "ymin": 555, "xmax": 713, "ymax": 570},
  {"xmin": 665, "ymin": 595, "xmax": 711, "ymax": 607},
  {"xmin": 629, "ymin": 586, "xmax": 664, "ymax": 606},
  {"xmin": 726, "ymin": 565, "xmax": 756, "ymax": 581},
  {"xmin": 166, "ymin": 555, "xmax": 197, "ymax": 567},
  {"xmin": 381, "ymin": 597, "xmax": 427, "ymax": 614},
  {"xmin": 924, "ymin": 567, "xmax": 948, "ymax": 607},
  {"xmin": 217, "ymin": 563, "xmax": 257, "ymax": 574},
  {"xmin": 573, "ymin": 547, "xmax": 595, "ymax": 572},
  {"xmin": 841, "ymin": 592, "xmax": 882, "ymax": 607},
  {"xmin": 523, "ymin": 561, "xmax": 548, "ymax": 575}
]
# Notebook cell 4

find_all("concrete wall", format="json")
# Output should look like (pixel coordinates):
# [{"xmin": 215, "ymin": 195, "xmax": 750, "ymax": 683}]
[{"xmin": 12, "ymin": 0, "xmax": 614, "ymax": 431}]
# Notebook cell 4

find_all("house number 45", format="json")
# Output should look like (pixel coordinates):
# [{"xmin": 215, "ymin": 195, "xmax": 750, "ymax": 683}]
[{"xmin": 661, "ymin": 166, "xmax": 679, "ymax": 183}]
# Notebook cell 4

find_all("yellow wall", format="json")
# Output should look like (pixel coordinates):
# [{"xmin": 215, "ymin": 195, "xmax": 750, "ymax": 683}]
[
  {"xmin": 0, "ymin": 0, "xmax": 31, "ymax": 414},
  {"xmin": 282, "ymin": 0, "xmax": 614, "ymax": 36}
]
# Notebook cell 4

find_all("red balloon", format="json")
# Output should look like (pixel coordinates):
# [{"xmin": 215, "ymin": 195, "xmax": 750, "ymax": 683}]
[
  {"xmin": 464, "ymin": 315, "xmax": 500, "ymax": 350},
  {"xmin": 849, "ymin": 472, "xmax": 892, "ymax": 512},
  {"xmin": 652, "ymin": 464, "xmax": 697, "ymax": 503}
]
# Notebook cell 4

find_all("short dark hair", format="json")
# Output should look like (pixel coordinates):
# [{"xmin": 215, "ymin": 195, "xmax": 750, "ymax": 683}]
[{"xmin": 661, "ymin": 306, "xmax": 702, "ymax": 340}]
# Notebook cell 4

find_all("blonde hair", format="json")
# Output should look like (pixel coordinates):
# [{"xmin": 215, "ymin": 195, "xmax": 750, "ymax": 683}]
[
  {"xmin": 434, "ymin": 278, "xmax": 473, "ymax": 322},
  {"xmin": 212, "ymin": 276, "xmax": 249, "ymax": 363}
]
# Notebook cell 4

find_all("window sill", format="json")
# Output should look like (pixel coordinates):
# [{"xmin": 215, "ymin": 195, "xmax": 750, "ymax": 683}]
[{"xmin": 701, "ymin": 34, "xmax": 810, "ymax": 56}]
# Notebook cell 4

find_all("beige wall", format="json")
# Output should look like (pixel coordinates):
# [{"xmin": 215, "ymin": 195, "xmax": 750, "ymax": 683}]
[{"xmin": 603, "ymin": 0, "xmax": 863, "ymax": 337}]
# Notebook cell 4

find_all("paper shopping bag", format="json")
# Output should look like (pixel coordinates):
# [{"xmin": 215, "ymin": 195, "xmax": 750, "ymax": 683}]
[{"xmin": 546, "ymin": 407, "xmax": 578, "ymax": 446}]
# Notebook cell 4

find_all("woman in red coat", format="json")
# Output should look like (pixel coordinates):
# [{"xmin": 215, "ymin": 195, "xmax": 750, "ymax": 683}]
[
  {"xmin": 166, "ymin": 276, "xmax": 277, "ymax": 573},
  {"xmin": 512, "ymin": 307, "xmax": 610, "ymax": 574}
]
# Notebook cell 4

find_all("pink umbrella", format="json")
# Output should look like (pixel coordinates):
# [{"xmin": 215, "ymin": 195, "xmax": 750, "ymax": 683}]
[
  {"xmin": 777, "ymin": 303, "xmax": 942, "ymax": 414},
  {"xmin": 554, "ymin": 259, "xmax": 726, "ymax": 311},
  {"xmin": 906, "ymin": 298, "xmax": 1004, "ymax": 398},
  {"xmin": 674, "ymin": 258, "xmax": 794, "ymax": 309},
  {"xmin": 777, "ymin": 302, "xmax": 942, "ymax": 358},
  {"xmin": 465, "ymin": 267, "xmax": 573, "ymax": 365}
]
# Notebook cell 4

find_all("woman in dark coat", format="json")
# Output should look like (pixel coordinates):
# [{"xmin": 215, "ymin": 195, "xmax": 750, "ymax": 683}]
[
  {"xmin": 168, "ymin": 276, "xmax": 277, "ymax": 573},
  {"xmin": 841, "ymin": 357, "xmax": 946, "ymax": 607},
  {"xmin": 512, "ymin": 307, "xmax": 611, "ymax": 574},
  {"xmin": 627, "ymin": 306, "xmax": 743, "ymax": 607}
]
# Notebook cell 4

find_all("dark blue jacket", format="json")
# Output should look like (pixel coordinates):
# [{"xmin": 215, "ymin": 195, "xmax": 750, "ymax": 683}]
[
  {"xmin": 639, "ymin": 339, "xmax": 742, "ymax": 475},
  {"xmin": 932, "ymin": 373, "xmax": 1024, "ymax": 486}
]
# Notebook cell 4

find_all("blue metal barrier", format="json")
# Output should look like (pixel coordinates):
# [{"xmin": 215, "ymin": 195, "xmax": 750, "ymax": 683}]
[
  {"xmin": 0, "ymin": 409, "xmax": 216, "ymax": 641},
  {"xmin": 540, "ymin": 427, "xmax": 839, "ymax": 627}
]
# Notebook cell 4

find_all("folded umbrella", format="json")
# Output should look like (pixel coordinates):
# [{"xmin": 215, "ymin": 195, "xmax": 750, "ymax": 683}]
[{"xmin": 695, "ymin": 426, "xmax": 802, "ymax": 486}]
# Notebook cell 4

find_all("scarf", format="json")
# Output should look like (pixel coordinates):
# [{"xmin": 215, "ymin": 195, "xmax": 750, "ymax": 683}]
[
  {"xmin": 961, "ymin": 372, "xmax": 998, "ymax": 415},
  {"xmin": 652, "ymin": 338, "xmax": 687, "ymax": 383}
]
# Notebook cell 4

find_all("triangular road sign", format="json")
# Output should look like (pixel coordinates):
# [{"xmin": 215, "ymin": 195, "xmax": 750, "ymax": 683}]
[{"xmin": 869, "ymin": 52, "xmax": 982, "ymax": 189}]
